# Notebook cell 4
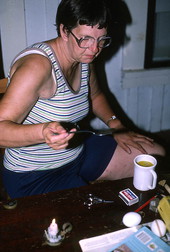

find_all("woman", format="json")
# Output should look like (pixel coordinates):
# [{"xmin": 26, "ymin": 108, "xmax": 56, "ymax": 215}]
[{"xmin": 0, "ymin": 0, "xmax": 165, "ymax": 198}]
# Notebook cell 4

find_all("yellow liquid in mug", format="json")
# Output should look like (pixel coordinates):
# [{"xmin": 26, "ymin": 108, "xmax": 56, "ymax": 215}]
[{"xmin": 137, "ymin": 161, "xmax": 153, "ymax": 167}]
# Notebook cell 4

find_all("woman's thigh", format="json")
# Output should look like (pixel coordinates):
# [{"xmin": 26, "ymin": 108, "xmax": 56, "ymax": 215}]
[
  {"xmin": 79, "ymin": 135, "xmax": 117, "ymax": 181},
  {"xmin": 98, "ymin": 141, "xmax": 165, "ymax": 180}
]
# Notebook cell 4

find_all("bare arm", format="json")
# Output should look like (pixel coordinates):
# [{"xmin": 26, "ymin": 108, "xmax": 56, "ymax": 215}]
[
  {"xmin": 89, "ymin": 64, "xmax": 154, "ymax": 154},
  {"xmin": 0, "ymin": 54, "xmax": 74, "ymax": 149},
  {"xmin": 89, "ymin": 64, "xmax": 123, "ymax": 128}
]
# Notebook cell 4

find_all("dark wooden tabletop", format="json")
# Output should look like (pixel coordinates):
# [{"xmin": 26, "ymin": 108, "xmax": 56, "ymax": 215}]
[{"xmin": 0, "ymin": 178, "xmax": 160, "ymax": 252}]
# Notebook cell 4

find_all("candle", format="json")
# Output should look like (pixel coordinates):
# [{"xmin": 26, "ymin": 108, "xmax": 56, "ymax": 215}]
[{"xmin": 48, "ymin": 218, "xmax": 58, "ymax": 236}]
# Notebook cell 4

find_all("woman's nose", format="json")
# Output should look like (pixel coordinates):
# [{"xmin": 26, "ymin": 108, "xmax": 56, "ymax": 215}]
[{"xmin": 89, "ymin": 42, "xmax": 100, "ymax": 54}]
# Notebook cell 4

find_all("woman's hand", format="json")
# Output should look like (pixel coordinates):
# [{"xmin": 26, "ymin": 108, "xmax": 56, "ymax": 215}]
[
  {"xmin": 114, "ymin": 131, "xmax": 154, "ymax": 154},
  {"xmin": 42, "ymin": 122, "xmax": 76, "ymax": 150}
]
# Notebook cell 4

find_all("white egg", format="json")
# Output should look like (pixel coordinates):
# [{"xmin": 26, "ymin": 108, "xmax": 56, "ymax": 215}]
[
  {"xmin": 122, "ymin": 212, "xmax": 142, "ymax": 227},
  {"xmin": 151, "ymin": 219, "xmax": 166, "ymax": 237}
]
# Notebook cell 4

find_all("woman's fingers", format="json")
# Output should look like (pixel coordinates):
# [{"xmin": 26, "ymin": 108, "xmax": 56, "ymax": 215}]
[
  {"xmin": 42, "ymin": 122, "xmax": 77, "ymax": 150},
  {"xmin": 114, "ymin": 131, "xmax": 155, "ymax": 154}
]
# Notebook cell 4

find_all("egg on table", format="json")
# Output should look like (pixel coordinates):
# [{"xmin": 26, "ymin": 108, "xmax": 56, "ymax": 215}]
[
  {"xmin": 151, "ymin": 219, "xmax": 166, "ymax": 237},
  {"xmin": 122, "ymin": 212, "xmax": 142, "ymax": 227}
]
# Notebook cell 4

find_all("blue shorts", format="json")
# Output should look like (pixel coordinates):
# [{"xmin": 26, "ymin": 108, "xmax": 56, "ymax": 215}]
[{"xmin": 2, "ymin": 135, "xmax": 117, "ymax": 198}]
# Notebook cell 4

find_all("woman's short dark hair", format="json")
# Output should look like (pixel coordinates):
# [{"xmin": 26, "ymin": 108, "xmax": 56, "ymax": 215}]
[{"xmin": 56, "ymin": 0, "xmax": 115, "ymax": 36}]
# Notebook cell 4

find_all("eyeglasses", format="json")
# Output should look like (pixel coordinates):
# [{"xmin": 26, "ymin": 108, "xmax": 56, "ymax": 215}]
[{"xmin": 68, "ymin": 29, "xmax": 112, "ymax": 49}]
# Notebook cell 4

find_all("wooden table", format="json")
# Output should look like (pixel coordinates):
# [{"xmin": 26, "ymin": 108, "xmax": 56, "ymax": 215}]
[{"xmin": 0, "ymin": 178, "xmax": 160, "ymax": 251}]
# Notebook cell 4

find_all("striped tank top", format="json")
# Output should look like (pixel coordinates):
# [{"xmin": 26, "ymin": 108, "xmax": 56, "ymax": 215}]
[{"xmin": 4, "ymin": 43, "xmax": 90, "ymax": 172}]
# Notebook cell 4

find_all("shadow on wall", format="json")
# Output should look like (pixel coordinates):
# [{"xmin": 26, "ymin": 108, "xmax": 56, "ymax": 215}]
[
  {"xmin": 90, "ymin": 1, "xmax": 170, "ymax": 154},
  {"xmin": 93, "ymin": 0, "xmax": 134, "ymax": 129}
]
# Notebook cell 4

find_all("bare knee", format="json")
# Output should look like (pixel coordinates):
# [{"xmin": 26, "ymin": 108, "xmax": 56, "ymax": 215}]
[{"xmin": 143, "ymin": 142, "xmax": 165, "ymax": 157}]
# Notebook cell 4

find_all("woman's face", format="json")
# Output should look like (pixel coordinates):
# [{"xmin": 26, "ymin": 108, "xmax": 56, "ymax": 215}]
[{"xmin": 66, "ymin": 24, "xmax": 108, "ymax": 63}]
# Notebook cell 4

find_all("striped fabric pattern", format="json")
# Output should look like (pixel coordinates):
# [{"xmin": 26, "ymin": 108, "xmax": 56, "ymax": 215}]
[{"xmin": 4, "ymin": 43, "xmax": 90, "ymax": 172}]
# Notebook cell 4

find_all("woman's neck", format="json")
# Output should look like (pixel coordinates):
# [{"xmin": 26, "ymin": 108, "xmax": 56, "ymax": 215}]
[
  {"xmin": 49, "ymin": 37, "xmax": 79, "ymax": 73},
  {"xmin": 47, "ymin": 37, "xmax": 81, "ymax": 90}
]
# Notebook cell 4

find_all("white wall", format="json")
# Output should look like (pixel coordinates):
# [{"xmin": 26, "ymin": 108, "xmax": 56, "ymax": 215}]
[
  {"xmin": 0, "ymin": 0, "xmax": 26, "ymax": 74},
  {"xmin": 0, "ymin": 0, "xmax": 170, "ymax": 132}
]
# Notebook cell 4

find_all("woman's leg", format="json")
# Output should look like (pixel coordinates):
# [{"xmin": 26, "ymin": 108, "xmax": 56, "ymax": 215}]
[{"xmin": 98, "ymin": 142, "xmax": 165, "ymax": 180}]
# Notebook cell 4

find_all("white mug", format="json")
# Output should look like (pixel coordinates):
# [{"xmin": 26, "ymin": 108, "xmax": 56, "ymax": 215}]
[{"xmin": 133, "ymin": 154, "xmax": 157, "ymax": 191}]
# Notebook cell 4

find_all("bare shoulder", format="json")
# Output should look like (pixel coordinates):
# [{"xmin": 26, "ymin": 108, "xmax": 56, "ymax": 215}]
[
  {"xmin": 11, "ymin": 53, "xmax": 52, "ymax": 79},
  {"xmin": 0, "ymin": 54, "xmax": 55, "ymax": 123},
  {"xmin": 10, "ymin": 54, "xmax": 55, "ymax": 98}
]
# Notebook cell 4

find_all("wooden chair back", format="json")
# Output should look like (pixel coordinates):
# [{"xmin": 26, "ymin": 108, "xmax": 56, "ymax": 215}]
[
  {"xmin": 0, "ymin": 78, "xmax": 6, "ymax": 154},
  {"xmin": 0, "ymin": 78, "xmax": 8, "ymax": 94},
  {"xmin": 0, "ymin": 78, "xmax": 9, "ymax": 200}
]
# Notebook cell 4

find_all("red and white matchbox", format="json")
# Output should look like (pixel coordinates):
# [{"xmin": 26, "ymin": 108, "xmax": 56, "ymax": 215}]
[{"xmin": 119, "ymin": 188, "xmax": 139, "ymax": 206}]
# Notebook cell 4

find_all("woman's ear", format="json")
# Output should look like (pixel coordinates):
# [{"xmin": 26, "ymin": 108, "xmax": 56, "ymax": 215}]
[{"xmin": 60, "ymin": 24, "xmax": 69, "ymax": 41}]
